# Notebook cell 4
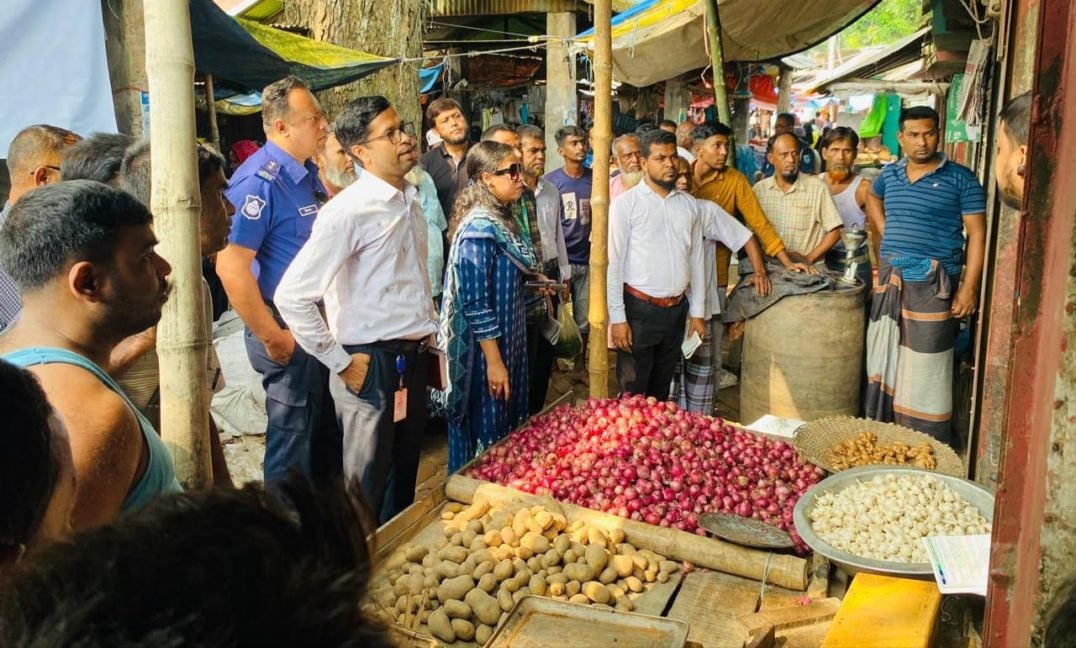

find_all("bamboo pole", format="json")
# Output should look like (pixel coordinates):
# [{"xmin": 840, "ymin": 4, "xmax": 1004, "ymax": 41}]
[
  {"xmin": 144, "ymin": 0, "xmax": 212, "ymax": 487},
  {"xmin": 204, "ymin": 73, "xmax": 221, "ymax": 153},
  {"xmin": 703, "ymin": 0, "xmax": 734, "ymax": 164},
  {"xmin": 587, "ymin": 0, "xmax": 613, "ymax": 398}
]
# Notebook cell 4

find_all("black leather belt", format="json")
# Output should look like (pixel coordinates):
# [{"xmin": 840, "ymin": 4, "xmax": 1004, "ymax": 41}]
[{"xmin": 368, "ymin": 338, "xmax": 429, "ymax": 354}]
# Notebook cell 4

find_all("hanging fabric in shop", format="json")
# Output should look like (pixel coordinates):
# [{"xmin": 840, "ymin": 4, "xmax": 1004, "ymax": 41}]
[
  {"xmin": 858, "ymin": 94, "xmax": 888, "ymax": 139},
  {"xmin": 956, "ymin": 40, "xmax": 991, "ymax": 130}
]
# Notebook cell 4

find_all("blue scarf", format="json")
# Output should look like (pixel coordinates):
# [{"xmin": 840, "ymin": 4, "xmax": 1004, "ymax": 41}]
[{"xmin": 438, "ymin": 207, "xmax": 539, "ymax": 424}]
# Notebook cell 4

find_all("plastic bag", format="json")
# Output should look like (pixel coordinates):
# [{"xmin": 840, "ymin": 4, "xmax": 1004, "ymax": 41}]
[{"xmin": 553, "ymin": 300, "xmax": 582, "ymax": 359}]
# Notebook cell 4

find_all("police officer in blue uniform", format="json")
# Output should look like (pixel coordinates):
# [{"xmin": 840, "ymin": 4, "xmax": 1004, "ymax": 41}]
[{"xmin": 216, "ymin": 76, "xmax": 342, "ymax": 484}]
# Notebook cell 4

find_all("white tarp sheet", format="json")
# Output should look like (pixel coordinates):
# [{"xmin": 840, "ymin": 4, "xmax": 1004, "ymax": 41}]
[
  {"xmin": 0, "ymin": 0, "xmax": 117, "ymax": 155},
  {"xmin": 578, "ymin": 0, "xmax": 881, "ymax": 88},
  {"xmin": 211, "ymin": 312, "xmax": 268, "ymax": 438}
]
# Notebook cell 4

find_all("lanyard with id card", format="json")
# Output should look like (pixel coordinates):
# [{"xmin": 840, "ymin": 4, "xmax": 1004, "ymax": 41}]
[{"xmin": 393, "ymin": 354, "xmax": 408, "ymax": 423}]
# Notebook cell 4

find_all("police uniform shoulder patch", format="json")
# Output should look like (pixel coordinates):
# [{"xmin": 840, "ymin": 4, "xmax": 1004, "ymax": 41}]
[
  {"xmin": 255, "ymin": 160, "xmax": 281, "ymax": 182},
  {"xmin": 241, "ymin": 195, "xmax": 267, "ymax": 220}
]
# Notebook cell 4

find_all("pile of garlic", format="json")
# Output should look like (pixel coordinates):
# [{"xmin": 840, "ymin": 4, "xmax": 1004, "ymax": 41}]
[{"xmin": 808, "ymin": 473, "xmax": 991, "ymax": 563}]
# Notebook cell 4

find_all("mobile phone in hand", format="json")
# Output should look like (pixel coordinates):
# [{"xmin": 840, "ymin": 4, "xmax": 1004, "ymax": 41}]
[{"xmin": 524, "ymin": 281, "xmax": 568, "ymax": 290}]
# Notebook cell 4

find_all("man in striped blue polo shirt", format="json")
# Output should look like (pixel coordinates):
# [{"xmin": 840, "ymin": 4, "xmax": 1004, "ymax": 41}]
[{"xmin": 863, "ymin": 106, "xmax": 986, "ymax": 444}]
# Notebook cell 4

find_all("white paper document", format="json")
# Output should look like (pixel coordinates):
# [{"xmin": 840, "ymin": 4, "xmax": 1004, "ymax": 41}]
[
  {"xmin": 681, "ymin": 332, "xmax": 703, "ymax": 359},
  {"xmin": 922, "ymin": 534, "xmax": 991, "ymax": 596},
  {"xmin": 745, "ymin": 415, "xmax": 805, "ymax": 439}
]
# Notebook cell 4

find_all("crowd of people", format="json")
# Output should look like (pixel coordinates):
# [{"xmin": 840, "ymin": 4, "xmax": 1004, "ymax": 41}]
[{"xmin": 0, "ymin": 71, "xmax": 1035, "ymax": 642}]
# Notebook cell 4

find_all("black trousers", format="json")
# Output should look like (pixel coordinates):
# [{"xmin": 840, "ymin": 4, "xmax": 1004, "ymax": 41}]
[
  {"xmin": 526, "ymin": 262, "xmax": 561, "ymax": 414},
  {"xmin": 245, "ymin": 328, "xmax": 342, "ymax": 486},
  {"xmin": 616, "ymin": 293, "xmax": 688, "ymax": 401},
  {"xmin": 526, "ymin": 321, "xmax": 556, "ymax": 415}
]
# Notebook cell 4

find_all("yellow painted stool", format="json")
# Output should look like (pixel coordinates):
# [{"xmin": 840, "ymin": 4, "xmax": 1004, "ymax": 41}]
[{"xmin": 822, "ymin": 572, "xmax": 942, "ymax": 648}]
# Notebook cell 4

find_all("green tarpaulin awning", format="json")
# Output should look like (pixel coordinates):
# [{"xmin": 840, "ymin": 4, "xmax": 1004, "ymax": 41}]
[{"xmin": 190, "ymin": 0, "xmax": 398, "ymax": 94}]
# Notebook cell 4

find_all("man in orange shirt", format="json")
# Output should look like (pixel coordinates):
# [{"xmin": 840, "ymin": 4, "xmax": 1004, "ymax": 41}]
[{"xmin": 691, "ymin": 122, "xmax": 815, "ymax": 389}]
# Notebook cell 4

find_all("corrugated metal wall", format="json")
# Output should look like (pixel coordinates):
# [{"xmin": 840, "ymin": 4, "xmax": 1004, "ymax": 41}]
[{"xmin": 429, "ymin": 0, "xmax": 581, "ymax": 16}]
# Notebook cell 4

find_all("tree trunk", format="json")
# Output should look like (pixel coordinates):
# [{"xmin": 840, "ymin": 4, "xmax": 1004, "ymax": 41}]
[
  {"xmin": 101, "ymin": 0, "xmax": 148, "ymax": 136},
  {"xmin": 545, "ymin": 11, "xmax": 578, "ymax": 172},
  {"xmin": 663, "ymin": 76, "xmax": 689, "ymax": 124},
  {"xmin": 733, "ymin": 95, "xmax": 751, "ymax": 144},
  {"xmin": 144, "ymin": 0, "xmax": 213, "ymax": 488},
  {"xmin": 283, "ymin": 0, "xmax": 424, "ymax": 129},
  {"xmin": 777, "ymin": 65, "xmax": 792, "ymax": 114}
]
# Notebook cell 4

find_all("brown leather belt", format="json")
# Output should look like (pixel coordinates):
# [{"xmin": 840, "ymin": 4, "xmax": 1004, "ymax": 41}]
[{"xmin": 624, "ymin": 284, "xmax": 684, "ymax": 308}]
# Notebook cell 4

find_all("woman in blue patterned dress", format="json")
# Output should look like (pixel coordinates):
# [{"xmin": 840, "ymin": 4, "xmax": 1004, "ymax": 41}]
[{"xmin": 440, "ymin": 141, "xmax": 540, "ymax": 472}]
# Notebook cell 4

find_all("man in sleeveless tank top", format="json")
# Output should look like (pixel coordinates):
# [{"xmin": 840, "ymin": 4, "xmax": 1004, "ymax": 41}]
[
  {"xmin": 820, "ymin": 127, "xmax": 873, "ymax": 292},
  {"xmin": 0, "ymin": 181, "xmax": 181, "ymax": 531}
]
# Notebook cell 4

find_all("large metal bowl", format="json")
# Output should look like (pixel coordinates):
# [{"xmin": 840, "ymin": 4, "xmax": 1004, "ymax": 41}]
[{"xmin": 793, "ymin": 465, "xmax": 995, "ymax": 577}]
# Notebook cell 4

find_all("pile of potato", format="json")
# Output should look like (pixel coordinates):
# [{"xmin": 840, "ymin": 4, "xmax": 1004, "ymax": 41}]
[{"xmin": 366, "ymin": 498, "xmax": 681, "ymax": 644}]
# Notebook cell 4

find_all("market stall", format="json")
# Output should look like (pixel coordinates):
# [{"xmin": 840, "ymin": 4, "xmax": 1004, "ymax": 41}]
[{"xmin": 368, "ymin": 395, "xmax": 993, "ymax": 647}]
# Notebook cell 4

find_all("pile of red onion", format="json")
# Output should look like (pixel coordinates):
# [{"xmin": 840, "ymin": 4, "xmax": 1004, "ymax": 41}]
[{"xmin": 466, "ymin": 395, "xmax": 825, "ymax": 553}]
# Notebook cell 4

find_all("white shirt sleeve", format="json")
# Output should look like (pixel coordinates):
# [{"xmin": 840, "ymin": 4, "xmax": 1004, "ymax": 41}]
[
  {"xmin": 687, "ymin": 203, "xmax": 707, "ymax": 320},
  {"xmin": 555, "ymin": 225, "xmax": 570, "ymax": 281},
  {"xmin": 607, "ymin": 195, "xmax": 630, "ymax": 324},
  {"xmin": 554, "ymin": 197, "xmax": 570, "ymax": 280},
  {"xmin": 274, "ymin": 208, "xmax": 355, "ymax": 375},
  {"xmin": 699, "ymin": 200, "xmax": 752, "ymax": 253}
]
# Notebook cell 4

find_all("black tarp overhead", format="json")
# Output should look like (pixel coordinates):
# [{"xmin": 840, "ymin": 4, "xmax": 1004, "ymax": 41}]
[{"xmin": 189, "ymin": 0, "xmax": 397, "ymax": 92}]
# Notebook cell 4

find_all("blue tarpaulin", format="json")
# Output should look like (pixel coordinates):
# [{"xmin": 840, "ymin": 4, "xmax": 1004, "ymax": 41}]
[{"xmin": 420, "ymin": 64, "xmax": 445, "ymax": 94}]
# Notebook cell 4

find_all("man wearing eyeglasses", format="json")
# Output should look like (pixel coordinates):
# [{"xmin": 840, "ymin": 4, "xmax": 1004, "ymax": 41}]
[
  {"xmin": 216, "ymin": 75, "xmax": 341, "ymax": 486},
  {"xmin": 276, "ymin": 96, "xmax": 437, "ymax": 523},
  {"xmin": 1, "ymin": 124, "xmax": 82, "ymax": 331}
]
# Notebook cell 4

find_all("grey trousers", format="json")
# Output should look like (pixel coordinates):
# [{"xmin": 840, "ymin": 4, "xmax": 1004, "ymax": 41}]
[
  {"xmin": 570, "ymin": 263, "xmax": 590, "ymax": 335},
  {"xmin": 329, "ymin": 341, "xmax": 429, "ymax": 525}
]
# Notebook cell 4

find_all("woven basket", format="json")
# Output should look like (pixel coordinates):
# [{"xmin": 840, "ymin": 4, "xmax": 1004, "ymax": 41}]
[{"xmin": 794, "ymin": 417, "xmax": 964, "ymax": 477}]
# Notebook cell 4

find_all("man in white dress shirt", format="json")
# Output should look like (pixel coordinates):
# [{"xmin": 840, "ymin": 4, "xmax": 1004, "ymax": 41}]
[
  {"xmin": 608, "ymin": 129, "xmax": 707, "ymax": 400},
  {"xmin": 276, "ymin": 96, "xmax": 437, "ymax": 523}
]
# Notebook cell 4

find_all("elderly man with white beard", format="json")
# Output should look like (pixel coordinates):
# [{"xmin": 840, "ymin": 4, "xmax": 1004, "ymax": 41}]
[{"xmin": 609, "ymin": 134, "xmax": 644, "ymax": 203}]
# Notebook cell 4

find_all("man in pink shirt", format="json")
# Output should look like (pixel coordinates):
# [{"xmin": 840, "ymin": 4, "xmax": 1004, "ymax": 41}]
[{"xmin": 609, "ymin": 134, "xmax": 643, "ymax": 203}]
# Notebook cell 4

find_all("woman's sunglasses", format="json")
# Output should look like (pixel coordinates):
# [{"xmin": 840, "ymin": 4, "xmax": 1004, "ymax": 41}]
[{"xmin": 490, "ymin": 163, "xmax": 522, "ymax": 181}]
